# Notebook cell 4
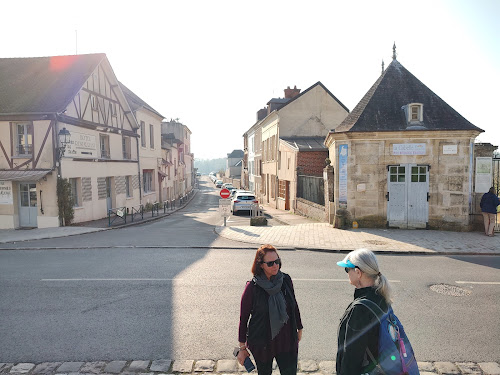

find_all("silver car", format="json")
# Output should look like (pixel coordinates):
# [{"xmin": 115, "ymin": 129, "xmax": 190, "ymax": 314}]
[{"xmin": 231, "ymin": 193, "xmax": 258, "ymax": 214}]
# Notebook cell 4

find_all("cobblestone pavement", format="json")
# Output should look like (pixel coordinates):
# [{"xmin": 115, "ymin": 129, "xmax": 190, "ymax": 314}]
[
  {"xmin": 1, "ymin": 360, "xmax": 499, "ymax": 375},
  {"xmin": 215, "ymin": 222, "xmax": 500, "ymax": 254}
]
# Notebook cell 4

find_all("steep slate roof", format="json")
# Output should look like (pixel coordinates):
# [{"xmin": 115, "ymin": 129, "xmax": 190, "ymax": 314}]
[
  {"xmin": 334, "ymin": 59, "xmax": 483, "ymax": 133},
  {"xmin": 0, "ymin": 54, "xmax": 105, "ymax": 114},
  {"xmin": 119, "ymin": 82, "xmax": 164, "ymax": 118},
  {"xmin": 227, "ymin": 149, "xmax": 244, "ymax": 158},
  {"xmin": 281, "ymin": 137, "xmax": 327, "ymax": 151}
]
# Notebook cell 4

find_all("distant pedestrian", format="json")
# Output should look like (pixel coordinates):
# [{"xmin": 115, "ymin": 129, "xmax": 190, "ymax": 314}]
[
  {"xmin": 480, "ymin": 187, "xmax": 500, "ymax": 237},
  {"xmin": 237, "ymin": 244, "xmax": 303, "ymax": 375},
  {"xmin": 336, "ymin": 249, "xmax": 392, "ymax": 375}
]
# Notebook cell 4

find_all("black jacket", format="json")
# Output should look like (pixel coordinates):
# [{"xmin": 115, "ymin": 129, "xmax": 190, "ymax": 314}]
[
  {"xmin": 247, "ymin": 273, "xmax": 298, "ymax": 348},
  {"xmin": 336, "ymin": 287, "xmax": 389, "ymax": 375}
]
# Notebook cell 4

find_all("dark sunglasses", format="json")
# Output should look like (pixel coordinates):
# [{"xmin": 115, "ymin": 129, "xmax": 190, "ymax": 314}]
[
  {"xmin": 261, "ymin": 258, "xmax": 281, "ymax": 267},
  {"xmin": 345, "ymin": 266, "xmax": 358, "ymax": 273}
]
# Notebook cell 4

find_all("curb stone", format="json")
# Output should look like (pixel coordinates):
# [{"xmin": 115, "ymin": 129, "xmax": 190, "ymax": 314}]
[
  {"xmin": 0, "ymin": 360, "xmax": 499, "ymax": 375},
  {"xmin": 479, "ymin": 362, "xmax": 500, "ymax": 374}
]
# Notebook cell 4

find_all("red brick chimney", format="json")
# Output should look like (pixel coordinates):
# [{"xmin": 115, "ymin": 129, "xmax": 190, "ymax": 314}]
[{"xmin": 284, "ymin": 85, "xmax": 301, "ymax": 99}]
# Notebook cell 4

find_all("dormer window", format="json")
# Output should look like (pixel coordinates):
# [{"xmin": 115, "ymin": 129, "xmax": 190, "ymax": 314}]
[{"xmin": 408, "ymin": 103, "xmax": 423, "ymax": 122}]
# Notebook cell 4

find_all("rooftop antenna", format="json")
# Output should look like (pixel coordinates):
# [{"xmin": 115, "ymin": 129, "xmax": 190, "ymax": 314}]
[
  {"xmin": 381, "ymin": 59, "xmax": 385, "ymax": 74},
  {"xmin": 75, "ymin": 30, "xmax": 78, "ymax": 54},
  {"xmin": 392, "ymin": 42, "xmax": 397, "ymax": 60}
]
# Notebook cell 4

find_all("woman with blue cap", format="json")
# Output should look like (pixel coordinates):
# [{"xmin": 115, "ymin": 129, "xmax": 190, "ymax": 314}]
[{"xmin": 335, "ymin": 249, "xmax": 392, "ymax": 375}]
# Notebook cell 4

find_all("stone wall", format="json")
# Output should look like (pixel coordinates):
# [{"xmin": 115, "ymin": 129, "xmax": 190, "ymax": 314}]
[
  {"xmin": 328, "ymin": 132, "xmax": 486, "ymax": 231},
  {"xmin": 295, "ymin": 198, "xmax": 326, "ymax": 222}
]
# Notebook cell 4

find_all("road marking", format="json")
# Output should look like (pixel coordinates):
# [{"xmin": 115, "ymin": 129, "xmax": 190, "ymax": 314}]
[
  {"xmin": 41, "ymin": 278, "xmax": 178, "ymax": 281},
  {"xmin": 455, "ymin": 281, "xmax": 500, "ymax": 285},
  {"xmin": 294, "ymin": 278, "xmax": 401, "ymax": 283}
]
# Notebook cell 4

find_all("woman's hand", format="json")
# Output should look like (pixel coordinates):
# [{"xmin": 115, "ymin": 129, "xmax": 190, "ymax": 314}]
[
  {"xmin": 237, "ymin": 348, "xmax": 249, "ymax": 365},
  {"xmin": 297, "ymin": 329, "xmax": 303, "ymax": 342}
]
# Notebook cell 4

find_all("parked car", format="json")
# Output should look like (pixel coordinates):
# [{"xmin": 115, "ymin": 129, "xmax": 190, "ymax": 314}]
[
  {"xmin": 222, "ymin": 183, "xmax": 235, "ymax": 191},
  {"xmin": 231, "ymin": 192, "xmax": 258, "ymax": 214},
  {"xmin": 215, "ymin": 180, "xmax": 223, "ymax": 188},
  {"xmin": 230, "ymin": 189, "xmax": 252, "ymax": 199}
]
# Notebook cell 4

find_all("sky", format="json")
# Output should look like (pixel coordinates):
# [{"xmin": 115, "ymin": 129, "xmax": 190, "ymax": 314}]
[{"xmin": 1, "ymin": 0, "xmax": 499, "ymax": 160}]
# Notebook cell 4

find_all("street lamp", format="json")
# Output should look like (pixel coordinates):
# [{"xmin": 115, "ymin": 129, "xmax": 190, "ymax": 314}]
[{"xmin": 57, "ymin": 127, "xmax": 71, "ymax": 160}]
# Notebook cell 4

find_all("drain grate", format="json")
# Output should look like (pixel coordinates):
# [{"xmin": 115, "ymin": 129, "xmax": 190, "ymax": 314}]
[{"xmin": 430, "ymin": 284, "xmax": 471, "ymax": 297}]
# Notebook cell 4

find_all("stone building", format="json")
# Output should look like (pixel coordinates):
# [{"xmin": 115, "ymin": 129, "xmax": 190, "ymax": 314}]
[{"xmin": 325, "ymin": 50, "xmax": 484, "ymax": 230}]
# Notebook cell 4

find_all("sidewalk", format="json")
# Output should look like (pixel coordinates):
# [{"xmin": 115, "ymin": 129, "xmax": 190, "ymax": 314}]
[
  {"xmin": 216, "ymin": 206, "xmax": 500, "ymax": 255},
  {"xmin": 1, "ymin": 359, "xmax": 499, "ymax": 375},
  {"xmin": 0, "ymin": 191, "xmax": 198, "ymax": 245}
]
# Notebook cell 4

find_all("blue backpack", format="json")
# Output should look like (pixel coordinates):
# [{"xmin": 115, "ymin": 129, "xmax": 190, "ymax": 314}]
[{"xmin": 353, "ymin": 299, "xmax": 419, "ymax": 375}]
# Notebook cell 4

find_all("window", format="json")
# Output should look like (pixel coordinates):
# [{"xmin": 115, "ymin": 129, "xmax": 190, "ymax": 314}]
[
  {"xmin": 278, "ymin": 180, "xmax": 286, "ymax": 199},
  {"xmin": 141, "ymin": 121, "xmax": 146, "ymax": 147},
  {"xmin": 15, "ymin": 123, "xmax": 33, "ymax": 156},
  {"xmin": 143, "ymin": 170, "xmax": 153, "ymax": 193},
  {"xmin": 389, "ymin": 166, "xmax": 406, "ymax": 182},
  {"xmin": 408, "ymin": 103, "xmax": 423, "ymax": 122},
  {"xmin": 122, "ymin": 136, "xmax": 131, "ymax": 159},
  {"xmin": 110, "ymin": 102, "xmax": 117, "ymax": 117},
  {"xmin": 125, "ymin": 176, "xmax": 132, "ymax": 197},
  {"xmin": 99, "ymin": 134, "xmax": 110, "ymax": 159},
  {"xmin": 91, "ymin": 95, "xmax": 98, "ymax": 111},
  {"xmin": 411, "ymin": 166, "xmax": 427, "ymax": 182},
  {"xmin": 149, "ymin": 124, "xmax": 154, "ymax": 149},
  {"xmin": 69, "ymin": 178, "xmax": 80, "ymax": 207}
]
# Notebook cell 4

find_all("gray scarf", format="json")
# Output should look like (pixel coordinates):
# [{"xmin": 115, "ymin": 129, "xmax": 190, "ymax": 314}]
[{"xmin": 253, "ymin": 271, "xmax": 289, "ymax": 339}]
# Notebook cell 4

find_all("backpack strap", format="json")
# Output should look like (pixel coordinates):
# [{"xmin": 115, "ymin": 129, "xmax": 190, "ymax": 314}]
[{"xmin": 352, "ymin": 298, "xmax": 388, "ymax": 324}]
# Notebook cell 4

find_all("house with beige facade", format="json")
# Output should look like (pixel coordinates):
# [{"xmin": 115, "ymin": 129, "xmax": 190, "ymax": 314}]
[
  {"xmin": 258, "ymin": 83, "xmax": 349, "ymax": 211},
  {"xmin": 0, "ymin": 54, "xmax": 141, "ymax": 228},
  {"xmin": 161, "ymin": 120, "xmax": 194, "ymax": 201},
  {"xmin": 119, "ymin": 82, "xmax": 165, "ymax": 205},
  {"xmin": 325, "ymin": 51, "xmax": 485, "ymax": 230}
]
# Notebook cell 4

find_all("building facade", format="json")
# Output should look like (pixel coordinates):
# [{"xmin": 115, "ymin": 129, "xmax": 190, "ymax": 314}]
[
  {"xmin": 0, "ymin": 54, "xmax": 143, "ymax": 229},
  {"xmin": 325, "ymin": 54, "xmax": 484, "ymax": 230},
  {"xmin": 258, "ymin": 83, "xmax": 349, "ymax": 211}
]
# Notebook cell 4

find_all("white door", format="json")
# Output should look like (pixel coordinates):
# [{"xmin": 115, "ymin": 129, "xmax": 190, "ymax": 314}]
[
  {"xmin": 19, "ymin": 183, "xmax": 38, "ymax": 227},
  {"xmin": 387, "ymin": 165, "xmax": 408, "ymax": 228},
  {"xmin": 407, "ymin": 165, "xmax": 429, "ymax": 228},
  {"xmin": 387, "ymin": 164, "xmax": 429, "ymax": 228}
]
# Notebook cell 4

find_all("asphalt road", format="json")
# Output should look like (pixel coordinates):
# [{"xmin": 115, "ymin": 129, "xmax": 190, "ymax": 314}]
[{"xmin": 0, "ymin": 179, "xmax": 499, "ymax": 363}]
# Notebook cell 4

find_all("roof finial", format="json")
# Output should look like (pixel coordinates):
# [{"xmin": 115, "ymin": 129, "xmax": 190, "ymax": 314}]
[
  {"xmin": 381, "ymin": 59, "xmax": 385, "ymax": 74},
  {"xmin": 392, "ymin": 42, "xmax": 397, "ymax": 60}
]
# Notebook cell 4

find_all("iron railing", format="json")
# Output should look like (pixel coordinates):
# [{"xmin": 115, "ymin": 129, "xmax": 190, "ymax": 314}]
[
  {"xmin": 108, "ymin": 206, "xmax": 127, "ymax": 226},
  {"xmin": 130, "ymin": 205, "xmax": 144, "ymax": 222}
]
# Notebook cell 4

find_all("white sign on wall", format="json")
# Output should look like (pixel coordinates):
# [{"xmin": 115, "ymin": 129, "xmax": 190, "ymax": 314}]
[
  {"xmin": 65, "ymin": 131, "xmax": 97, "ymax": 157},
  {"xmin": 0, "ymin": 180, "xmax": 13, "ymax": 204},
  {"xmin": 475, "ymin": 157, "xmax": 492, "ymax": 193},
  {"xmin": 392, "ymin": 143, "xmax": 426, "ymax": 155},
  {"xmin": 443, "ymin": 145, "xmax": 458, "ymax": 155}
]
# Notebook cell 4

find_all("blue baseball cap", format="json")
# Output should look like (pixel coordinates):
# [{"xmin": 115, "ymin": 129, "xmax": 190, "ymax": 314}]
[{"xmin": 336, "ymin": 258, "xmax": 356, "ymax": 268}]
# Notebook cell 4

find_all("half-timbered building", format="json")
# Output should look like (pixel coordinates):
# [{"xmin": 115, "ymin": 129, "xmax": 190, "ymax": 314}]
[{"xmin": 0, "ymin": 54, "xmax": 141, "ymax": 228}]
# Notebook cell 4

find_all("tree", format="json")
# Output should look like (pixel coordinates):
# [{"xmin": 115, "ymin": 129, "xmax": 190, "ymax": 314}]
[{"xmin": 57, "ymin": 177, "xmax": 74, "ymax": 226}]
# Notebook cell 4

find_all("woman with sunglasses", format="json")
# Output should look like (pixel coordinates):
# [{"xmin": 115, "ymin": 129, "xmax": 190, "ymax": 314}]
[
  {"xmin": 336, "ymin": 249, "xmax": 392, "ymax": 375},
  {"xmin": 237, "ymin": 244, "xmax": 303, "ymax": 375}
]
